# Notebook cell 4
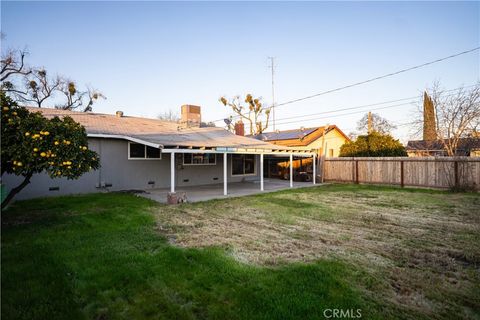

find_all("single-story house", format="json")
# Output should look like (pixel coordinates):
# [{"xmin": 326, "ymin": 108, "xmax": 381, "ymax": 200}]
[
  {"xmin": 3, "ymin": 106, "xmax": 316, "ymax": 200},
  {"xmin": 406, "ymin": 138, "xmax": 480, "ymax": 157}
]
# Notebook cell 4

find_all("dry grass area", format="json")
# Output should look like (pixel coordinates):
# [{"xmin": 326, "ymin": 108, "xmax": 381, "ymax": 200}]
[{"xmin": 155, "ymin": 184, "xmax": 480, "ymax": 319}]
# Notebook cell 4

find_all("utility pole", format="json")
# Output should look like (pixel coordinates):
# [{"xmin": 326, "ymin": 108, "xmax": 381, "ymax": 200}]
[{"xmin": 268, "ymin": 57, "xmax": 276, "ymax": 131}]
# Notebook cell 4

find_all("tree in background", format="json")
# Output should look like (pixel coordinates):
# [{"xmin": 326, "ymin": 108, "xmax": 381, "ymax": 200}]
[
  {"xmin": 356, "ymin": 112, "xmax": 397, "ymax": 134},
  {"xmin": 220, "ymin": 94, "xmax": 270, "ymax": 135},
  {"xmin": 339, "ymin": 131, "xmax": 407, "ymax": 157},
  {"xmin": 1, "ymin": 92, "xmax": 100, "ymax": 209},
  {"xmin": 0, "ymin": 47, "xmax": 31, "ymax": 83},
  {"xmin": 413, "ymin": 82, "xmax": 480, "ymax": 156},
  {"xmin": 56, "ymin": 80, "xmax": 105, "ymax": 112},
  {"xmin": 157, "ymin": 109, "xmax": 180, "ymax": 122},
  {"xmin": 1, "ymin": 39, "xmax": 105, "ymax": 112},
  {"xmin": 18, "ymin": 69, "xmax": 62, "ymax": 108}
]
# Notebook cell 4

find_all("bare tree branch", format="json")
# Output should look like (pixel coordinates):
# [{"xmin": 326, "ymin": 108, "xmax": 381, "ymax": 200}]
[
  {"xmin": 356, "ymin": 112, "xmax": 397, "ymax": 134},
  {"xmin": 158, "ymin": 109, "xmax": 180, "ymax": 122},
  {"xmin": 0, "ymin": 49, "xmax": 31, "ymax": 82},
  {"xmin": 415, "ymin": 82, "xmax": 480, "ymax": 156},
  {"xmin": 56, "ymin": 80, "xmax": 106, "ymax": 111},
  {"xmin": 220, "ymin": 94, "xmax": 270, "ymax": 135},
  {"xmin": 15, "ymin": 69, "xmax": 61, "ymax": 108}
]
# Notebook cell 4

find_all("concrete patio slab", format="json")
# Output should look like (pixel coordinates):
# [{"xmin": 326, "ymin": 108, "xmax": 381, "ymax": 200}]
[{"xmin": 138, "ymin": 179, "xmax": 319, "ymax": 203}]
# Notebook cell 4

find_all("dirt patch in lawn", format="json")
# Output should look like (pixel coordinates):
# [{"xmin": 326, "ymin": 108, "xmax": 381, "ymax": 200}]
[{"xmin": 154, "ymin": 185, "xmax": 480, "ymax": 319}]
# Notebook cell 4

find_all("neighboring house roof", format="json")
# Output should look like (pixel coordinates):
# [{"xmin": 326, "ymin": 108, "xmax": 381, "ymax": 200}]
[
  {"xmin": 27, "ymin": 108, "xmax": 300, "ymax": 151},
  {"xmin": 249, "ymin": 125, "xmax": 350, "ymax": 147},
  {"xmin": 406, "ymin": 138, "xmax": 480, "ymax": 153}
]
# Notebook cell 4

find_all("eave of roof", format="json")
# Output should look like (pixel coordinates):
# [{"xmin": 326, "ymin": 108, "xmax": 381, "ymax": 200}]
[{"xmin": 406, "ymin": 138, "xmax": 480, "ymax": 151}]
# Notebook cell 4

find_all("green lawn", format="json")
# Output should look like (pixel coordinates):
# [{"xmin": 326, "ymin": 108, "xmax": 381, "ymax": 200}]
[{"xmin": 2, "ymin": 185, "xmax": 479, "ymax": 319}]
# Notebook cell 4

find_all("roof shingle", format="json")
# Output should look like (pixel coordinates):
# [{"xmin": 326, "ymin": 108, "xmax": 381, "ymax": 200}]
[{"xmin": 27, "ymin": 108, "xmax": 297, "ymax": 150}]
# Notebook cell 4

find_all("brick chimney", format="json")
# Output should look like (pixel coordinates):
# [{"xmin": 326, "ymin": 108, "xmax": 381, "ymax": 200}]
[
  {"xmin": 234, "ymin": 120, "xmax": 244, "ymax": 136},
  {"xmin": 181, "ymin": 105, "xmax": 201, "ymax": 127}
]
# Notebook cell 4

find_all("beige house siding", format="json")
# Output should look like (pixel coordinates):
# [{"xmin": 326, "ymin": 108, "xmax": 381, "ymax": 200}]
[{"xmin": 304, "ymin": 130, "xmax": 349, "ymax": 157}]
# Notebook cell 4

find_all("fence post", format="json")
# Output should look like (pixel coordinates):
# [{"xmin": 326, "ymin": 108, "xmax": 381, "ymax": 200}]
[
  {"xmin": 454, "ymin": 160, "xmax": 459, "ymax": 189},
  {"xmin": 352, "ymin": 159, "xmax": 355, "ymax": 183},
  {"xmin": 321, "ymin": 156, "xmax": 326, "ymax": 183},
  {"xmin": 400, "ymin": 160, "xmax": 404, "ymax": 188},
  {"xmin": 355, "ymin": 159, "xmax": 359, "ymax": 184}
]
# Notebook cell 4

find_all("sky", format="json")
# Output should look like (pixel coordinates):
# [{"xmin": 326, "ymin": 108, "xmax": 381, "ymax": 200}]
[{"xmin": 1, "ymin": 1, "xmax": 479, "ymax": 142}]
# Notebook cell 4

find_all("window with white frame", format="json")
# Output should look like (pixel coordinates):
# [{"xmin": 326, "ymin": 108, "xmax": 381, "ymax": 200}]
[
  {"xmin": 128, "ymin": 143, "xmax": 161, "ymax": 159},
  {"xmin": 183, "ymin": 153, "xmax": 216, "ymax": 165},
  {"xmin": 232, "ymin": 154, "xmax": 256, "ymax": 175}
]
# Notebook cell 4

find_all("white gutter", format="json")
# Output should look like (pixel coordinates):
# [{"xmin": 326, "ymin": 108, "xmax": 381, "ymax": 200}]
[{"xmin": 87, "ymin": 134, "xmax": 163, "ymax": 149}]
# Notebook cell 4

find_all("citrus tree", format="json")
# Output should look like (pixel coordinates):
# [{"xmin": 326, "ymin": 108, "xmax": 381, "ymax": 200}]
[
  {"xmin": 1, "ymin": 92, "xmax": 100, "ymax": 209},
  {"xmin": 339, "ymin": 131, "xmax": 407, "ymax": 157}
]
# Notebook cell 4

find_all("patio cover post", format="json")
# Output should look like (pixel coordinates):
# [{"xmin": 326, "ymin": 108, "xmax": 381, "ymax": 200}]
[
  {"xmin": 289, "ymin": 153, "xmax": 293, "ymax": 188},
  {"xmin": 260, "ymin": 153, "xmax": 264, "ymax": 191},
  {"xmin": 223, "ymin": 153, "xmax": 228, "ymax": 195},
  {"xmin": 170, "ymin": 152, "xmax": 175, "ymax": 193},
  {"xmin": 313, "ymin": 153, "xmax": 316, "ymax": 185}
]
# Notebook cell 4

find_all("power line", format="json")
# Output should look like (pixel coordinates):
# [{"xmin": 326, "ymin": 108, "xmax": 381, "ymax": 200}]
[
  {"xmin": 274, "ymin": 101, "xmax": 416, "ymax": 126},
  {"xmin": 274, "ymin": 47, "xmax": 480, "ymax": 107},
  {"xmin": 211, "ymin": 47, "xmax": 479, "ymax": 123},
  {"xmin": 272, "ymin": 86, "xmax": 474, "ymax": 127},
  {"xmin": 270, "ymin": 84, "xmax": 476, "ymax": 124}
]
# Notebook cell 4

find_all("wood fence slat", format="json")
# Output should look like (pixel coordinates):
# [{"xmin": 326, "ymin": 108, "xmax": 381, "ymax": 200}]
[{"xmin": 323, "ymin": 157, "xmax": 479, "ymax": 190}]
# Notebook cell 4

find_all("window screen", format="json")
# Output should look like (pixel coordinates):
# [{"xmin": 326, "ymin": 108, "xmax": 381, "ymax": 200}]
[
  {"xmin": 183, "ymin": 153, "xmax": 216, "ymax": 165},
  {"xmin": 232, "ymin": 154, "xmax": 244, "ymax": 175},
  {"xmin": 232, "ymin": 154, "xmax": 256, "ymax": 175},
  {"xmin": 129, "ymin": 143, "xmax": 161, "ymax": 159},
  {"xmin": 207, "ymin": 154, "xmax": 216, "ymax": 164},
  {"xmin": 146, "ymin": 146, "xmax": 161, "ymax": 158},
  {"xmin": 129, "ymin": 143, "xmax": 146, "ymax": 158},
  {"xmin": 183, "ymin": 153, "xmax": 192, "ymax": 164},
  {"xmin": 244, "ymin": 154, "xmax": 255, "ymax": 174}
]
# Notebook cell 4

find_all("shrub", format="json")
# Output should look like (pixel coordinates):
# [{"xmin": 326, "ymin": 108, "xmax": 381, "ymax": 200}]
[{"xmin": 339, "ymin": 131, "xmax": 407, "ymax": 157}]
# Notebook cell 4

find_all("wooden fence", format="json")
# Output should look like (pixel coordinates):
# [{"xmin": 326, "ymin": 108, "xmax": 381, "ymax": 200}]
[{"xmin": 322, "ymin": 157, "xmax": 480, "ymax": 190}]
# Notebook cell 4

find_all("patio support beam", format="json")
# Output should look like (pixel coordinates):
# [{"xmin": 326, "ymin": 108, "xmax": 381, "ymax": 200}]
[
  {"xmin": 260, "ymin": 154, "xmax": 264, "ymax": 191},
  {"xmin": 313, "ymin": 153, "xmax": 316, "ymax": 185},
  {"xmin": 289, "ymin": 153, "xmax": 293, "ymax": 188},
  {"xmin": 170, "ymin": 152, "xmax": 175, "ymax": 193},
  {"xmin": 223, "ymin": 153, "xmax": 228, "ymax": 196}
]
